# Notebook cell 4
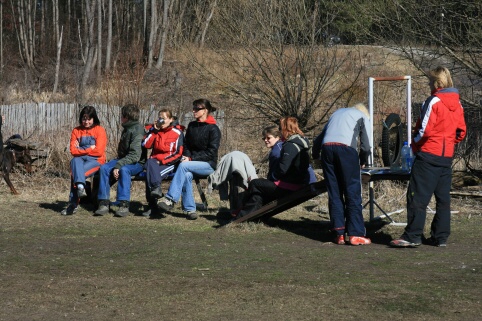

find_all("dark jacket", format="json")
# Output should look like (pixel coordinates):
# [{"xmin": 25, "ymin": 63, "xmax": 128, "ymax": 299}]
[
  {"xmin": 183, "ymin": 115, "xmax": 221, "ymax": 169},
  {"xmin": 114, "ymin": 120, "xmax": 146, "ymax": 169},
  {"xmin": 272, "ymin": 134, "xmax": 310, "ymax": 185}
]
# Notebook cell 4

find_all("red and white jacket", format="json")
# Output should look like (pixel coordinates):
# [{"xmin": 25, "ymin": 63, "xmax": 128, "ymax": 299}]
[
  {"xmin": 142, "ymin": 124, "xmax": 184, "ymax": 165},
  {"xmin": 412, "ymin": 87, "xmax": 466, "ymax": 166}
]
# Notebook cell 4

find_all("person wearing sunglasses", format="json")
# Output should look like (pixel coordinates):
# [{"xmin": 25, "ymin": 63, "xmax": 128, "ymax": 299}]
[
  {"xmin": 234, "ymin": 117, "xmax": 312, "ymax": 219},
  {"xmin": 61, "ymin": 105, "xmax": 107, "ymax": 215},
  {"xmin": 157, "ymin": 99, "xmax": 221, "ymax": 220}
]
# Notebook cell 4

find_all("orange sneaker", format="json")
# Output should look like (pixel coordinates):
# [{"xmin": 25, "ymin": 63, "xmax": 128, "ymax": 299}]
[
  {"xmin": 349, "ymin": 236, "xmax": 371, "ymax": 245},
  {"xmin": 334, "ymin": 235, "xmax": 345, "ymax": 245}
]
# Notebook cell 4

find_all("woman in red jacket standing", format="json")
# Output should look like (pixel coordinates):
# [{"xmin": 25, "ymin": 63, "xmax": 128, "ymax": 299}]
[
  {"xmin": 390, "ymin": 66, "xmax": 466, "ymax": 248},
  {"xmin": 142, "ymin": 109, "xmax": 184, "ymax": 216}
]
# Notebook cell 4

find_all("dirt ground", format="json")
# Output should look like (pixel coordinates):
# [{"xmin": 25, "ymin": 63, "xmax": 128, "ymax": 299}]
[{"xmin": 0, "ymin": 175, "xmax": 481, "ymax": 321}]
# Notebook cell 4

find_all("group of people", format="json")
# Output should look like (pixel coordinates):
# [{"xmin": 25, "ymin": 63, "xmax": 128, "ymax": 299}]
[
  {"xmin": 61, "ymin": 99, "xmax": 221, "ymax": 220},
  {"xmin": 60, "ymin": 66, "xmax": 466, "ymax": 247}
]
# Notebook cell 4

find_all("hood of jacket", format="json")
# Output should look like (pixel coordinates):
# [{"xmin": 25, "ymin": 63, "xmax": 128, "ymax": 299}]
[
  {"xmin": 433, "ymin": 87, "xmax": 461, "ymax": 112},
  {"xmin": 286, "ymin": 134, "xmax": 309, "ymax": 150}
]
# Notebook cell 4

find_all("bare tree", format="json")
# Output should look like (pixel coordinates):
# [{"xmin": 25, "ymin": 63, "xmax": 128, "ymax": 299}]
[
  {"xmin": 349, "ymin": 0, "xmax": 482, "ymax": 110},
  {"xmin": 197, "ymin": 0, "xmax": 364, "ymax": 132},
  {"xmin": 80, "ymin": 0, "xmax": 97, "ymax": 101},
  {"xmin": 10, "ymin": 0, "xmax": 36, "ymax": 69}
]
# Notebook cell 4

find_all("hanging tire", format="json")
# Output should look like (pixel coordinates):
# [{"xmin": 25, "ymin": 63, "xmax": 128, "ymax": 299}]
[{"xmin": 381, "ymin": 113, "xmax": 403, "ymax": 167}]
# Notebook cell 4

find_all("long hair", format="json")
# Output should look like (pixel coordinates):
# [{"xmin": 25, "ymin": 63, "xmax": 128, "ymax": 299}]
[
  {"xmin": 79, "ymin": 105, "xmax": 101, "ymax": 126},
  {"xmin": 279, "ymin": 117, "xmax": 303, "ymax": 140},
  {"xmin": 429, "ymin": 66, "xmax": 453, "ymax": 89}
]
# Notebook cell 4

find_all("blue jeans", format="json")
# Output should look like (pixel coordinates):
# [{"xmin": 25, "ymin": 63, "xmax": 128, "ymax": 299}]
[
  {"xmin": 165, "ymin": 161, "xmax": 214, "ymax": 212},
  {"xmin": 97, "ymin": 159, "xmax": 144, "ymax": 202},
  {"xmin": 69, "ymin": 156, "xmax": 101, "ymax": 204}
]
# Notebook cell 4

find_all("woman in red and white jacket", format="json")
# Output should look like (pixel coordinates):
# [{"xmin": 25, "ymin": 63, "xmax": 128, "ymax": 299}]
[
  {"xmin": 142, "ymin": 109, "xmax": 184, "ymax": 213},
  {"xmin": 391, "ymin": 66, "xmax": 466, "ymax": 248}
]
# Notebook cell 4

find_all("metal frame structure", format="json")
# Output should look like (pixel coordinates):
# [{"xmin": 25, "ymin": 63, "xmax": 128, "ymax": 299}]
[
  {"xmin": 366, "ymin": 76, "xmax": 412, "ymax": 224},
  {"xmin": 368, "ymin": 76, "xmax": 412, "ymax": 166}
]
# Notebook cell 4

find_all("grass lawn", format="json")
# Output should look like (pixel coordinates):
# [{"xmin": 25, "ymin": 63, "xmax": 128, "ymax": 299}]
[{"xmin": 0, "ymin": 178, "xmax": 481, "ymax": 321}]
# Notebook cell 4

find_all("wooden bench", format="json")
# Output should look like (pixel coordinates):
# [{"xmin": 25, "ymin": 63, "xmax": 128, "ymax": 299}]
[{"xmin": 231, "ymin": 180, "xmax": 327, "ymax": 223}]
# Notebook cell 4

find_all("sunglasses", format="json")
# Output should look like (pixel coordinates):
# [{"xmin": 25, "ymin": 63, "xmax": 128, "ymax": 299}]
[{"xmin": 193, "ymin": 106, "xmax": 206, "ymax": 112}]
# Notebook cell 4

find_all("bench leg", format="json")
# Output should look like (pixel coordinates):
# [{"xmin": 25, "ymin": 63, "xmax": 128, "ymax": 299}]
[{"xmin": 194, "ymin": 178, "xmax": 208, "ymax": 211}]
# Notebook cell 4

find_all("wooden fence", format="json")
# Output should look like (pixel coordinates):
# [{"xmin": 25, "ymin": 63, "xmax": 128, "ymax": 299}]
[{"xmin": 0, "ymin": 103, "xmax": 224, "ymax": 143}]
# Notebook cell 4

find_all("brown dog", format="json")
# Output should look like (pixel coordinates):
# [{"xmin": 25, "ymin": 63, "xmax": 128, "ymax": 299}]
[
  {"xmin": 0, "ymin": 117, "xmax": 33, "ymax": 194},
  {"xmin": 0, "ymin": 147, "xmax": 33, "ymax": 195}
]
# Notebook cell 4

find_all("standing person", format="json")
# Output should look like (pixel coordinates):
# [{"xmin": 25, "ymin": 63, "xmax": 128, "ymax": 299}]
[
  {"xmin": 142, "ymin": 109, "xmax": 184, "ymax": 216},
  {"xmin": 157, "ymin": 99, "xmax": 221, "ymax": 220},
  {"xmin": 94, "ymin": 104, "xmax": 146, "ymax": 217},
  {"xmin": 61, "ymin": 106, "xmax": 107, "ymax": 215},
  {"xmin": 235, "ymin": 117, "xmax": 311, "ymax": 218},
  {"xmin": 390, "ymin": 66, "xmax": 466, "ymax": 248},
  {"xmin": 312, "ymin": 103, "xmax": 371, "ymax": 246}
]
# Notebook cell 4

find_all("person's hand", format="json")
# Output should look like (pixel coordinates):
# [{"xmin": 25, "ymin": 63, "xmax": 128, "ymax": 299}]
[
  {"xmin": 181, "ymin": 156, "xmax": 189, "ymax": 162},
  {"xmin": 90, "ymin": 145, "xmax": 96, "ymax": 150},
  {"xmin": 74, "ymin": 140, "xmax": 79, "ymax": 148},
  {"xmin": 113, "ymin": 168, "xmax": 120, "ymax": 180}
]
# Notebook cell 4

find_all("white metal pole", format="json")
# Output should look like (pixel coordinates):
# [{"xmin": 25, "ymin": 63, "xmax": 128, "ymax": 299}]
[
  {"xmin": 407, "ymin": 76, "xmax": 412, "ymax": 146},
  {"xmin": 368, "ymin": 77, "xmax": 374, "ymax": 167}
]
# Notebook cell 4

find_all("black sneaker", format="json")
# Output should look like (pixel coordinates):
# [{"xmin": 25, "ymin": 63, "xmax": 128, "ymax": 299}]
[
  {"xmin": 61, "ymin": 203, "xmax": 78, "ymax": 215},
  {"xmin": 185, "ymin": 211, "xmax": 198, "ymax": 220},
  {"xmin": 157, "ymin": 197, "xmax": 175, "ymax": 212},
  {"xmin": 423, "ymin": 237, "xmax": 447, "ymax": 247},
  {"xmin": 150, "ymin": 186, "xmax": 163, "ymax": 199},
  {"xmin": 94, "ymin": 200, "xmax": 110, "ymax": 216},
  {"xmin": 114, "ymin": 201, "xmax": 130, "ymax": 217}
]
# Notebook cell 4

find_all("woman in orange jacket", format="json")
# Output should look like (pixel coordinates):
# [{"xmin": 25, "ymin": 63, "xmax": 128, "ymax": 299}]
[{"xmin": 61, "ymin": 106, "xmax": 107, "ymax": 215}]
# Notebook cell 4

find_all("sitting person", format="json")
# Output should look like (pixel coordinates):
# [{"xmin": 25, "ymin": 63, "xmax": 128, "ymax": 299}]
[
  {"xmin": 94, "ymin": 104, "xmax": 146, "ymax": 217},
  {"xmin": 142, "ymin": 109, "xmax": 184, "ymax": 217},
  {"xmin": 157, "ymin": 99, "xmax": 221, "ymax": 220},
  {"xmin": 61, "ymin": 106, "xmax": 107, "ymax": 215},
  {"xmin": 262, "ymin": 125, "xmax": 317, "ymax": 184},
  {"xmin": 235, "ymin": 117, "xmax": 312, "ymax": 218}
]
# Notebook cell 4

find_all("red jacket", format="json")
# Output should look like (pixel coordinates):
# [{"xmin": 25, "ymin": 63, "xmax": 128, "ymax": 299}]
[
  {"xmin": 70, "ymin": 125, "xmax": 107, "ymax": 164},
  {"xmin": 142, "ymin": 124, "xmax": 184, "ymax": 165},
  {"xmin": 412, "ymin": 87, "xmax": 466, "ymax": 159}
]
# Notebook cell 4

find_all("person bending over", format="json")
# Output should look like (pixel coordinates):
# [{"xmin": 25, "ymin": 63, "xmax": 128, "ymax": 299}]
[{"xmin": 312, "ymin": 103, "xmax": 371, "ymax": 246}]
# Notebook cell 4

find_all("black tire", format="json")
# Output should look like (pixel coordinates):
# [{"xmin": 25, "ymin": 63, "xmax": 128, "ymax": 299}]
[{"xmin": 381, "ymin": 113, "xmax": 403, "ymax": 167}]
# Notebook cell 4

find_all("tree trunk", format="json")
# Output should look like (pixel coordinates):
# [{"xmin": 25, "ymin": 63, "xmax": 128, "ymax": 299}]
[
  {"xmin": 105, "ymin": 0, "xmax": 113, "ymax": 72},
  {"xmin": 147, "ymin": 0, "xmax": 158, "ymax": 68},
  {"xmin": 80, "ymin": 0, "xmax": 97, "ymax": 102},
  {"xmin": 97, "ymin": 0, "xmax": 102, "ymax": 79},
  {"xmin": 199, "ymin": 0, "xmax": 217, "ymax": 49},
  {"xmin": 53, "ymin": 27, "xmax": 63, "ymax": 94},
  {"xmin": 154, "ymin": 0, "xmax": 173, "ymax": 69}
]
